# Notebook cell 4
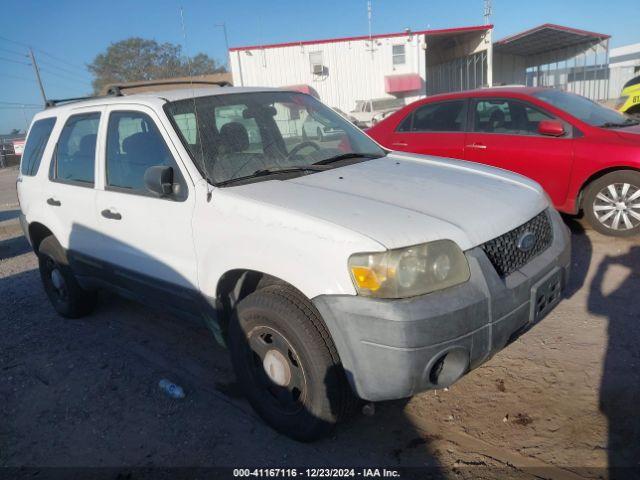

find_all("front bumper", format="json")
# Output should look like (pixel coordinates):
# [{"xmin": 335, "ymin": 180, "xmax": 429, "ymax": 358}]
[{"xmin": 312, "ymin": 209, "xmax": 571, "ymax": 402}]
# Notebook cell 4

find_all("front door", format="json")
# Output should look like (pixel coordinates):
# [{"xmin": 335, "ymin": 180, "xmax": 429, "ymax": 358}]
[
  {"xmin": 93, "ymin": 105, "xmax": 198, "ymax": 304},
  {"xmin": 386, "ymin": 99, "xmax": 467, "ymax": 159},
  {"xmin": 464, "ymin": 97, "xmax": 574, "ymax": 205}
]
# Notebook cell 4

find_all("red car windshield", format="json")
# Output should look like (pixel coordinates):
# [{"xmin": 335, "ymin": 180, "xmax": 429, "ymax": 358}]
[{"xmin": 534, "ymin": 89, "xmax": 638, "ymax": 128}]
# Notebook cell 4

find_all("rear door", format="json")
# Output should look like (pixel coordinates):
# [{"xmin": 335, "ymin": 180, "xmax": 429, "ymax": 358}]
[
  {"xmin": 385, "ymin": 99, "xmax": 467, "ymax": 159},
  {"xmin": 464, "ymin": 97, "xmax": 574, "ymax": 205},
  {"xmin": 45, "ymin": 108, "xmax": 103, "ymax": 259}
]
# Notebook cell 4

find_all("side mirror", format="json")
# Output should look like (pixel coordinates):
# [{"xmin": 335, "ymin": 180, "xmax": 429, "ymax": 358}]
[
  {"xmin": 144, "ymin": 165, "xmax": 174, "ymax": 197},
  {"xmin": 538, "ymin": 120, "xmax": 565, "ymax": 137}
]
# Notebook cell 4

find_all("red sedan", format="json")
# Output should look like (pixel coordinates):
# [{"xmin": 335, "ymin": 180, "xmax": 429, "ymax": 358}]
[{"xmin": 367, "ymin": 87, "xmax": 640, "ymax": 236}]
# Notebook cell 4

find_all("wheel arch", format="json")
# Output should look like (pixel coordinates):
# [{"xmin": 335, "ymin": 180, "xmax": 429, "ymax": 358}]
[
  {"xmin": 27, "ymin": 222, "xmax": 54, "ymax": 254},
  {"xmin": 215, "ymin": 268, "xmax": 309, "ymax": 332},
  {"xmin": 577, "ymin": 166, "xmax": 640, "ymax": 211}
]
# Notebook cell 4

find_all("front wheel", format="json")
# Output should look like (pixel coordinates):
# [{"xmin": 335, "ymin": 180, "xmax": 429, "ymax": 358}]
[
  {"xmin": 228, "ymin": 285, "xmax": 355, "ymax": 441},
  {"xmin": 583, "ymin": 170, "xmax": 640, "ymax": 236}
]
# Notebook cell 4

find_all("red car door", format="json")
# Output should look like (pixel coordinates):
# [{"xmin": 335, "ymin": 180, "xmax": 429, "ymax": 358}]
[
  {"xmin": 464, "ymin": 97, "xmax": 574, "ymax": 206},
  {"xmin": 383, "ymin": 99, "xmax": 468, "ymax": 159}
]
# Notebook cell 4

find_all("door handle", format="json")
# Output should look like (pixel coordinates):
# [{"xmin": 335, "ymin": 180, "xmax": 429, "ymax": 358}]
[
  {"xmin": 391, "ymin": 142, "xmax": 408, "ymax": 147},
  {"xmin": 101, "ymin": 209, "xmax": 122, "ymax": 220},
  {"xmin": 466, "ymin": 143, "xmax": 487, "ymax": 150},
  {"xmin": 46, "ymin": 197, "xmax": 61, "ymax": 207}
]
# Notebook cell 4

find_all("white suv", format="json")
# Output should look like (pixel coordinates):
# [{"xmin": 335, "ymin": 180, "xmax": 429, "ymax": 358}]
[{"xmin": 17, "ymin": 86, "xmax": 571, "ymax": 441}]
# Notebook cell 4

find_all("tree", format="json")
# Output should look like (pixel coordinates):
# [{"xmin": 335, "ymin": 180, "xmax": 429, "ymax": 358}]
[
  {"xmin": 10, "ymin": 128, "xmax": 20, "ymax": 136},
  {"xmin": 88, "ymin": 38, "xmax": 226, "ymax": 94}
]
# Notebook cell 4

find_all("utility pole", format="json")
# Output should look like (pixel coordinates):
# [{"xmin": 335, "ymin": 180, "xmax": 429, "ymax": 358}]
[
  {"xmin": 28, "ymin": 48, "xmax": 47, "ymax": 105},
  {"xmin": 214, "ymin": 22, "xmax": 230, "ymax": 70}
]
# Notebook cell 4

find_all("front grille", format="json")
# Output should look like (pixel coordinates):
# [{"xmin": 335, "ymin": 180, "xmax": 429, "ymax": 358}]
[{"xmin": 480, "ymin": 210, "xmax": 553, "ymax": 277}]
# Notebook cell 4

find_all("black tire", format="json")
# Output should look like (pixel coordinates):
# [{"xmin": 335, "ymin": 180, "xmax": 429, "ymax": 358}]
[
  {"xmin": 228, "ymin": 285, "xmax": 355, "ymax": 441},
  {"xmin": 38, "ymin": 235, "xmax": 97, "ymax": 318},
  {"xmin": 583, "ymin": 170, "xmax": 640, "ymax": 237}
]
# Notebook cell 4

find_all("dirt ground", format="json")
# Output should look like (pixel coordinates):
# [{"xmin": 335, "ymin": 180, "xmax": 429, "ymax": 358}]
[{"xmin": 1, "ymin": 165, "xmax": 639, "ymax": 479}]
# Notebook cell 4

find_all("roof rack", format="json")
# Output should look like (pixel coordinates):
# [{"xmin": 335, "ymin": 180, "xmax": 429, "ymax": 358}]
[
  {"xmin": 45, "ymin": 95, "xmax": 104, "ymax": 108},
  {"xmin": 105, "ymin": 79, "xmax": 230, "ymax": 96},
  {"xmin": 44, "ymin": 79, "xmax": 231, "ymax": 109}
]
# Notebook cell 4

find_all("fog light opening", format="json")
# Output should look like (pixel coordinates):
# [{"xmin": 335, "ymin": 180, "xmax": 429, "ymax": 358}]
[{"xmin": 428, "ymin": 348, "xmax": 469, "ymax": 387}]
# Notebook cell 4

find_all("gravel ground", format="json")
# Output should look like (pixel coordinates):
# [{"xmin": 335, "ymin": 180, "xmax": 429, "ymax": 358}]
[{"xmin": 1, "ymin": 165, "xmax": 639, "ymax": 479}]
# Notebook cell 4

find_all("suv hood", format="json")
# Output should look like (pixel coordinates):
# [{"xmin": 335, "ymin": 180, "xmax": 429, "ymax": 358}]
[{"xmin": 226, "ymin": 153, "xmax": 548, "ymax": 251}]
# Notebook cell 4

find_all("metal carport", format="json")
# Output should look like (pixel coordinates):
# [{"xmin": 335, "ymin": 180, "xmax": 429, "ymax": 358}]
[{"xmin": 493, "ymin": 24, "xmax": 611, "ymax": 100}]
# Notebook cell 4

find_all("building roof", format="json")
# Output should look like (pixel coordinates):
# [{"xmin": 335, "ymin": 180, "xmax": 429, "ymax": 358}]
[
  {"xmin": 494, "ymin": 23, "xmax": 610, "ymax": 57},
  {"xmin": 229, "ymin": 24, "xmax": 493, "ymax": 52}
]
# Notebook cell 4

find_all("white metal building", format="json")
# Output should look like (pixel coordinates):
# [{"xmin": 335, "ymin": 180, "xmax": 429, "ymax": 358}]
[
  {"xmin": 608, "ymin": 42, "xmax": 640, "ymax": 98},
  {"xmin": 229, "ymin": 23, "xmax": 623, "ymax": 114},
  {"xmin": 230, "ymin": 25, "xmax": 493, "ymax": 114}
]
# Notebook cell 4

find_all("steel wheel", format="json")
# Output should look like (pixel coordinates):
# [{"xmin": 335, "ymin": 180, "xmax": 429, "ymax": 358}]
[
  {"xmin": 43, "ymin": 257, "xmax": 69, "ymax": 303},
  {"xmin": 246, "ymin": 325, "xmax": 307, "ymax": 415},
  {"xmin": 592, "ymin": 182, "xmax": 640, "ymax": 231}
]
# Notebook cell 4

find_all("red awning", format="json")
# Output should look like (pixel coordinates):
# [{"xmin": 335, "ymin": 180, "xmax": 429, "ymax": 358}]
[
  {"xmin": 385, "ymin": 74, "xmax": 422, "ymax": 93},
  {"xmin": 282, "ymin": 84, "xmax": 320, "ymax": 99}
]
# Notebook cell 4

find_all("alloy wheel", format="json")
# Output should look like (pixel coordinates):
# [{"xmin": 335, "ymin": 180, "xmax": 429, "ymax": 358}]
[{"xmin": 593, "ymin": 182, "xmax": 640, "ymax": 231}]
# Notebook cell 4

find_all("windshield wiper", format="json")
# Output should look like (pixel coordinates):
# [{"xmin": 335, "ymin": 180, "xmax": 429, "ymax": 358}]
[
  {"xmin": 599, "ymin": 119, "xmax": 640, "ymax": 128},
  {"xmin": 312, "ymin": 152, "xmax": 383, "ymax": 165},
  {"xmin": 216, "ymin": 165, "xmax": 327, "ymax": 186}
]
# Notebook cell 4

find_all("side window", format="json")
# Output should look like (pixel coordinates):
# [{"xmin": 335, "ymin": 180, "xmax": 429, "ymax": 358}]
[
  {"xmin": 396, "ymin": 112, "xmax": 414, "ymax": 132},
  {"xmin": 52, "ymin": 113, "xmax": 100, "ymax": 185},
  {"xmin": 21, "ymin": 117, "xmax": 56, "ymax": 176},
  {"xmin": 392, "ymin": 45, "xmax": 406, "ymax": 66},
  {"xmin": 405, "ymin": 101, "xmax": 466, "ymax": 132},
  {"xmin": 474, "ymin": 99, "xmax": 554, "ymax": 135},
  {"xmin": 106, "ymin": 111, "xmax": 181, "ymax": 195}
]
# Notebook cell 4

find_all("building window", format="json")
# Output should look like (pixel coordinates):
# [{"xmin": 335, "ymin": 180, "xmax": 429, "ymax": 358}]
[
  {"xmin": 309, "ymin": 51, "xmax": 324, "ymax": 75},
  {"xmin": 392, "ymin": 44, "xmax": 406, "ymax": 66}
]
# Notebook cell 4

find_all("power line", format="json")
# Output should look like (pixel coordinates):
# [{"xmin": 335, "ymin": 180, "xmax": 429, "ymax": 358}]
[
  {"xmin": 0, "ymin": 46, "xmax": 27, "ymax": 57},
  {"xmin": 39, "ymin": 67, "xmax": 93, "ymax": 88},
  {"xmin": 0, "ymin": 56, "xmax": 31, "ymax": 66},
  {"xmin": 0, "ymin": 100, "xmax": 42, "ymax": 107},
  {"xmin": 0, "ymin": 34, "xmax": 88, "ymax": 73},
  {"xmin": 39, "ymin": 58, "xmax": 88, "ymax": 78},
  {"xmin": 0, "ymin": 72, "xmax": 36, "ymax": 83}
]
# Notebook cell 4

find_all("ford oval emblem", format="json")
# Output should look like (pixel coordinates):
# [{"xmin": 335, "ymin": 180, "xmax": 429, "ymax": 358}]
[{"xmin": 517, "ymin": 231, "xmax": 537, "ymax": 252}]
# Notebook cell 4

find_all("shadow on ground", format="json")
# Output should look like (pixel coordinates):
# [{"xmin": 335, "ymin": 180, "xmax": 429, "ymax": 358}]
[
  {"xmin": 0, "ymin": 209, "xmax": 19, "ymax": 223},
  {"xmin": 587, "ymin": 244, "xmax": 640, "ymax": 476},
  {"xmin": 0, "ymin": 234, "xmax": 30, "ymax": 261}
]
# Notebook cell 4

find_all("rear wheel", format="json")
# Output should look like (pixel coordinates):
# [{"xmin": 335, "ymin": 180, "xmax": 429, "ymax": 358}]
[
  {"xmin": 38, "ymin": 235, "xmax": 97, "ymax": 318},
  {"xmin": 228, "ymin": 285, "xmax": 354, "ymax": 441},
  {"xmin": 583, "ymin": 170, "xmax": 640, "ymax": 236}
]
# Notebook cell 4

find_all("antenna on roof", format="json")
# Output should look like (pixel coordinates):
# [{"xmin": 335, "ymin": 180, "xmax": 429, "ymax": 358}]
[
  {"xmin": 483, "ymin": 0, "xmax": 492, "ymax": 24},
  {"xmin": 179, "ymin": 6, "xmax": 207, "ymax": 175}
]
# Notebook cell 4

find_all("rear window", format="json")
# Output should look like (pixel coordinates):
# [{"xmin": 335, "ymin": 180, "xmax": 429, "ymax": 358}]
[{"xmin": 20, "ymin": 117, "xmax": 56, "ymax": 176}]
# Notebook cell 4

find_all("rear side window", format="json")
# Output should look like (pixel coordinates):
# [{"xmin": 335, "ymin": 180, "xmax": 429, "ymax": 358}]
[
  {"xmin": 21, "ymin": 118, "xmax": 56, "ymax": 176},
  {"xmin": 397, "ymin": 101, "xmax": 466, "ymax": 132},
  {"xmin": 51, "ymin": 112, "xmax": 100, "ymax": 185},
  {"xmin": 106, "ymin": 111, "xmax": 179, "ymax": 194}
]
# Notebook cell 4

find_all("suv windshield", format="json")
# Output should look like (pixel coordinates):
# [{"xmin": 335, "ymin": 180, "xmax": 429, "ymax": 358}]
[
  {"xmin": 533, "ymin": 89, "xmax": 637, "ymax": 128},
  {"xmin": 165, "ymin": 91, "xmax": 385, "ymax": 185}
]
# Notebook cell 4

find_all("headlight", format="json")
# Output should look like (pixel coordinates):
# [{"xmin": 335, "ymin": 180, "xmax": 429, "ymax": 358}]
[{"xmin": 348, "ymin": 240, "xmax": 470, "ymax": 298}]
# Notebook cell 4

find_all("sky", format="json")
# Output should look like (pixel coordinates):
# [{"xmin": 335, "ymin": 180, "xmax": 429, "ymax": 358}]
[{"xmin": 0, "ymin": 0, "xmax": 637, "ymax": 133}]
